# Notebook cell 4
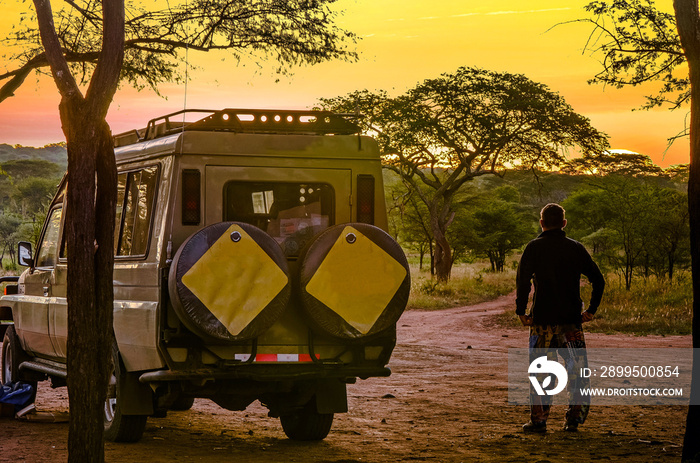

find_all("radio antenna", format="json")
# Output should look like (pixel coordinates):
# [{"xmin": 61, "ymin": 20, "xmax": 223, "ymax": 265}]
[{"xmin": 181, "ymin": 0, "xmax": 190, "ymax": 137}]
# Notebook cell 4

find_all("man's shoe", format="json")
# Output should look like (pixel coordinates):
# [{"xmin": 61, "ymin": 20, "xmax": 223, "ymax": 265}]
[
  {"xmin": 522, "ymin": 420, "xmax": 547, "ymax": 433},
  {"xmin": 563, "ymin": 421, "xmax": 579, "ymax": 432}
]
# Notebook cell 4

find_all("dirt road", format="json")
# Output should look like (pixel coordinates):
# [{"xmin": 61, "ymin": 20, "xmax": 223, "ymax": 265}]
[{"xmin": 0, "ymin": 294, "xmax": 691, "ymax": 462}]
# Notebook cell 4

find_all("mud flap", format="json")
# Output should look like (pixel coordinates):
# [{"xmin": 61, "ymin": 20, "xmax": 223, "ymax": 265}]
[
  {"xmin": 315, "ymin": 380, "xmax": 347, "ymax": 414},
  {"xmin": 120, "ymin": 370, "xmax": 153, "ymax": 416}
]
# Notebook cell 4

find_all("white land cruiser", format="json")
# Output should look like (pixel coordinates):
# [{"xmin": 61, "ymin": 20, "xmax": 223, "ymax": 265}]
[{"xmin": 0, "ymin": 109, "xmax": 410, "ymax": 442}]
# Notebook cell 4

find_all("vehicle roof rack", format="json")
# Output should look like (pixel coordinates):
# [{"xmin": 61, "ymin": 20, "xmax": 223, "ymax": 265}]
[{"xmin": 114, "ymin": 108, "xmax": 361, "ymax": 147}]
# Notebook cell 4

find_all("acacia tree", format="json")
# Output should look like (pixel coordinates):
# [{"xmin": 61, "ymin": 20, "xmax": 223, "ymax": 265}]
[
  {"xmin": 459, "ymin": 190, "xmax": 533, "ymax": 273},
  {"xmin": 578, "ymin": 2, "xmax": 700, "ymax": 458},
  {"xmin": 2, "ymin": 0, "xmax": 356, "ymax": 102},
  {"xmin": 32, "ymin": 1, "xmax": 123, "ymax": 462},
  {"xmin": 648, "ymin": 187, "xmax": 690, "ymax": 280},
  {"xmin": 22, "ymin": 1, "xmax": 357, "ymax": 462},
  {"xmin": 321, "ymin": 67, "xmax": 609, "ymax": 282},
  {"xmin": 579, "ymin": 0, "xmax": 686, "ymax": 111},
  {"xmin": 389, "ymin": 182, "xmax": 435, "ymax": 272},
  {"xmin": 674, "ymin": 2, "xmax": 700, "ymax": 460},
  {"xmin": 567, "ymin": 176, "xmax": 661, "ymax": 289}
]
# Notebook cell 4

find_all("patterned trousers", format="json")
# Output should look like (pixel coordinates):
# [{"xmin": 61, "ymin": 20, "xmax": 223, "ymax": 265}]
[{"xmin": 528, "ymin": 324, "xmax": 590, "ymax": 425}]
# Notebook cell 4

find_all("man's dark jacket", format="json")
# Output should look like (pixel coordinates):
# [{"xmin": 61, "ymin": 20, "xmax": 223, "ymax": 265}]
[{"xmin": 516, "ymin": 229, "xmax": 605, "ymax": 326}]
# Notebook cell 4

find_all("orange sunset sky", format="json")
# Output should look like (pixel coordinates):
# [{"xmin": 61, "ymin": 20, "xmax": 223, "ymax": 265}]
[{"xmin": 0, "ymin": 0, "xmax": 688, "ymax": 167}]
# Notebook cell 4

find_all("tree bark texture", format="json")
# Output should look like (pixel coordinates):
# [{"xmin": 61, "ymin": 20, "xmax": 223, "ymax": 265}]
[
  {"xmin": 32, "ymin": 0, "xmax": 123, "ymax": 461},
  {"xmin": 62, "ymin": 101, "xmax": 117, "ymax": 463},
  {"xmin": 430, "ymin": 207, "xmax": 452, "ymax": 283},
  {"xmin": 673, "ymin": 0, "xmax": 700, "ymax": 460}
]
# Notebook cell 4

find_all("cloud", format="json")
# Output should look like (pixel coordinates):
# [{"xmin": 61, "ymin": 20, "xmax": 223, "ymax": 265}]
[
  {"xmin": 449, "ymin": 7, "xmax": 572, "ymax": 19},
  {"xmin": 485, "ymin": 7, "xmax": 572, "ymax": 16},
  {"xmin": 607, "ymin": 148, "xmax": 640, "ymax": 155},
  {"xmin": 451, "ymin": 13, "xmax": 480, "ymax": 18}
]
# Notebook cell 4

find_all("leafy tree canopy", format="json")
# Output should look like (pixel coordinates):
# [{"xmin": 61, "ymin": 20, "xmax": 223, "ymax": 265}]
[
  {"xmin": 566, "ymin": 151, "xmax": 663, "ymax": 176},
  {"xmin": 321, "ymin": 66, "xmax": 608, "ymax": 281},
  {"xmin": 0, "ymin": 0, "xmax": 357, "ymax": 103},
  {"xmin": 0, "ymin": 159, "xmax": 63, "ymax": 181},
  {"xmin": 577, "ymin": 0, "xmax": 687, "ymax": 110}
]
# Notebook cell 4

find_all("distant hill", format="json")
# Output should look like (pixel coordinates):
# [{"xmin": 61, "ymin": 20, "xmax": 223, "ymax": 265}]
[{"xmin": 0, "ymin": 144, "xmax": 67, "ymax": 170}]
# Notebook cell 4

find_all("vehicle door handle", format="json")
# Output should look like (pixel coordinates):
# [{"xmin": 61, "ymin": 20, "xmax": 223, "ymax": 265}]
[{"xmin": 43, "ymin": 287, "xmax": 49, "ymax": 297}]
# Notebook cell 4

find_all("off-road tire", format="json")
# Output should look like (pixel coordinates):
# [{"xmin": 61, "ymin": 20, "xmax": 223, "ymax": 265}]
[
  {"xmin": 169, "ymin": 395, "xmax": 195, "ymax": 411},
  {"xmin": 1, "ymin": 325, "xmax": 37, "ymax": 400},
  {"xmin": 280, "ymin": 401, "xmax": 334, "ymax": 441},
  {"xmin": 104, "ymin": 344, "xmax": 148, "ymax": 442}
]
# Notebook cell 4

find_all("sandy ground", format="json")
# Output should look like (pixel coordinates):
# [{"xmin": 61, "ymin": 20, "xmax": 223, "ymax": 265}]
[{"xmin": 0, "ymin": 294, "xmax": 692, "ymax": 462}]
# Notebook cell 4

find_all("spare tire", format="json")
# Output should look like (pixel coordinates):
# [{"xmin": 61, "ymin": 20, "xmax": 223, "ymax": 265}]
[
  {"xmin": 298, "ymin": 223, "xmax": 410, "ymax": 340},
  {"xmin": 169, "ymin": 222, "xmax": 291, "ymax": 342}
]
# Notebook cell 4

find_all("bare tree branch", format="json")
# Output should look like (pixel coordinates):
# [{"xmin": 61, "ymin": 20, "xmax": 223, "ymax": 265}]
[{"xmin": 33, "ymin": 0, "xmax": 81, "ymax": 99}]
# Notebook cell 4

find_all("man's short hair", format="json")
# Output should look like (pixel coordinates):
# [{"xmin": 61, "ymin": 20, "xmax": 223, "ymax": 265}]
[{"xmin": 541, "ymin": 203, "xmax": 565, "ymax": 229}]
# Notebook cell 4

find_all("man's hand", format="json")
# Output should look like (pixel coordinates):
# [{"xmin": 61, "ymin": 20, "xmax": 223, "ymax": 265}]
[
  {"xmin": 581, "ymin": 311, "xmax": 594, "ymax": 323},
  {"xmin": 519, "ymin": 314, "xmax": 533, "ymax": 326}
]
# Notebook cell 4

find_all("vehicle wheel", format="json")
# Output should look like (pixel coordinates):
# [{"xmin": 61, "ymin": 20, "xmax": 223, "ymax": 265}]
[
  {"xmin": 280, "ymin": 401, "xmax": 334, "ymax": 441},
  {"xmin": 1, "ymin": 325, "xmax": 37, "ymax": 393},
  {"xmin": 104, "ymin": 345, "xmax": 148, "ymax": 443},
  {"xmin": 169, "ymin": 395, "xmax": 195, "ymax": 411}
]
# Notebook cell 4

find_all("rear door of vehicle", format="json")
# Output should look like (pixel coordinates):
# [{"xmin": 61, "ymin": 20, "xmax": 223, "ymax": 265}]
[{"xmin": 204, "ymin": 166, "xmax": 352, "ymax": 249}]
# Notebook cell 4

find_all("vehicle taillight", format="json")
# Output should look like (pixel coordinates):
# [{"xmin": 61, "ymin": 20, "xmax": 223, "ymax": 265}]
[
  {"xmin": 182, "ymin": 170, "xmax": 201, "ymax": 226},
  {"xmin": 356, "ymin": 175, "xmax": 374, "ymax": 224}
]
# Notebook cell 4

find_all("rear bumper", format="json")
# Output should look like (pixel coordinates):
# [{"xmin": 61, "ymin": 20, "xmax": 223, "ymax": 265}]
[{"xmin": 139, "ymin": 364, "xmax": 391, "ymax": 383}]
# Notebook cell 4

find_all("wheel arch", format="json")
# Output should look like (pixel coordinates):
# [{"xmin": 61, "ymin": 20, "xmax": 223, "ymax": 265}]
[{"xmin": 0, "ymin": 306, "xmax": 12, "ymax": 340}]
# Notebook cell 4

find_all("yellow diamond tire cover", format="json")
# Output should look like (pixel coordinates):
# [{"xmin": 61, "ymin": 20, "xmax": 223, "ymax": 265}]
[
  {"xmin": 168, "ymin": 221, "xmax": 291, "ymax": 342},
  {"xmin": 299, "ymin": 223, "xmax": 410, "ymax": 340}
]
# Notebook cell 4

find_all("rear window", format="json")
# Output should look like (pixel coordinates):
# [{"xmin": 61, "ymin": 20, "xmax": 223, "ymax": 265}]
[{"xmin": 224, "ymin": 182, "xmax": 334, "ymax": 257}]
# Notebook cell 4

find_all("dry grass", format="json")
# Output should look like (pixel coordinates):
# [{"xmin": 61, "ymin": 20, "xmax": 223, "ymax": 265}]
[
  {"xmin": 407, "ymin": 261, "xmax": 516, "ymax": 310},
  {"xmin": 582, "ymin": 273, "xmax": 692, "ymax": 335},
  {"xmin": 489, "ymin": 272, "xmax": 692, "ymax": 336}
]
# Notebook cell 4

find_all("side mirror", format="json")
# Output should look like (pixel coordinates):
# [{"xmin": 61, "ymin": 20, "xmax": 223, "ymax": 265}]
[{"xmin": 18, "ymin": 241, "xmax": 33, "ymax": 267}]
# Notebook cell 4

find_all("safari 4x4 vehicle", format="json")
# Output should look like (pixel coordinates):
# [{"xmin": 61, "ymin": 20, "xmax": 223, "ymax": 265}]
[{"xmin": 0, "ymin": 109, "xmax": 410, "ymax": 442}]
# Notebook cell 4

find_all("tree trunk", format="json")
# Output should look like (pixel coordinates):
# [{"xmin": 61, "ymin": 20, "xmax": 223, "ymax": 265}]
[
  {"xmin": 433, "ymin": 225, "xmax": 452, "ymax": 283},
  {"xmin": 624, "ymin": 252, "xmax": 633, "ymax": 290},
  {"xmin": 669, "ymin": 252, "xmax": 675, "ymax": 282},
  {"xmin": 674, "ymin": 1, "xmax": 700, "ymax": 460},
  {"xmin": 61, "ymin": 99, "xmax": 117, "ymax": 463},
  {"xmin": 32, "ymin": 0, "xmax": 124, "ymax": 460},
  {"xmin": 430, "ymin": 207, "xmax": 452, "ymax": 283}
]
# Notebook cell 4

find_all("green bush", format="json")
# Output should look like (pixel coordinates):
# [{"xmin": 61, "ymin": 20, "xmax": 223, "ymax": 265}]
[{"xmin": 2, "ymin": 259, "xmax": 17, "ymax": 272}]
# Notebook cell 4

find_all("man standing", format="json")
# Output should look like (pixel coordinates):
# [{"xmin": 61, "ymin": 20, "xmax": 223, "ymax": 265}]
[{"xmin": 516, "ymin": 203, "xmax": 605, "ymax": 433}]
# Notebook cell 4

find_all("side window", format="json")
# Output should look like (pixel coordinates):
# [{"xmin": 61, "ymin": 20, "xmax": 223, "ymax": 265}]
[
  {"xmin": 35, "ymin": 208, "xmax": 62, "ymax": 268},
  {"xmin": 115, "ymin": 166, "xmax": 158, "ymax": 258}
]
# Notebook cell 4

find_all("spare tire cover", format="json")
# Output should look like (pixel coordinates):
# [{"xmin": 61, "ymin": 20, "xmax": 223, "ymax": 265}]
[
  {"xmin": 299, "ymin": 223, "xmax": 410, "ymax": 340},
  {"xmin": 169, "ymin": 222, "xmax": 290, "ymax": 342}
]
